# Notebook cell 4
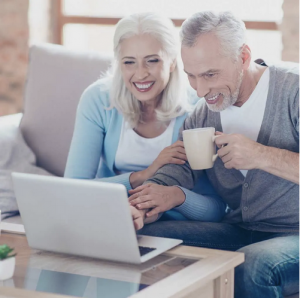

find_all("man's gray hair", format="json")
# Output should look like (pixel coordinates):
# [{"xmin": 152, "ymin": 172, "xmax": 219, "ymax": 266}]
[{"xmin": 180, "ymin": 11, "xmax": 247, "ymax": 60}]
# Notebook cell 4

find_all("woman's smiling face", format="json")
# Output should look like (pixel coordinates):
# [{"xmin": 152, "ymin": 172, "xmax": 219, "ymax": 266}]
[{"xmin": 120, "ymin": 34, "xmax": 175, "ymax": 105}]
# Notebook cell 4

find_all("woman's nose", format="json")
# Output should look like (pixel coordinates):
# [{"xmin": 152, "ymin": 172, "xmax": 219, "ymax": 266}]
[{"xmin": 135, "ymin": 64, "xmax": 149, "ymax": 80}]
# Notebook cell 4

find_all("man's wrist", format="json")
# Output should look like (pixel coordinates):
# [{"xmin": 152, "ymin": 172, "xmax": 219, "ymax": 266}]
[{"xmin": 256, "ymin": 144, "xmax": 273, "ymax": 171}]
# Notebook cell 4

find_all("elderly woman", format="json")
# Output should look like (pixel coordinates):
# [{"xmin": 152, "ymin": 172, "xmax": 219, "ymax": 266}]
[{"xmin": 64, "ymin": 12, "xmax": 226, "ymax": 228}]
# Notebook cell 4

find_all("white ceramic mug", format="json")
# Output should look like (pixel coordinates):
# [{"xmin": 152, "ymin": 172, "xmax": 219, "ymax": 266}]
[{"xmin": 182, "ymin": 127, "xmax": 219, "ymax": 170}]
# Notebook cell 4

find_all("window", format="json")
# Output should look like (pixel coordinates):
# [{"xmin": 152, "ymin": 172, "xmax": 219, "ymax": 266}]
[{"xmin": 56, "ymin": 0, "xmax": 283, "ymax": 61}]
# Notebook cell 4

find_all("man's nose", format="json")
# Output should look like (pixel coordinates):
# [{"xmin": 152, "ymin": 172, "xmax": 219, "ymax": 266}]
[{"xmin": 196, "ymin": 78, "xmax": 210, "ymax": 98}]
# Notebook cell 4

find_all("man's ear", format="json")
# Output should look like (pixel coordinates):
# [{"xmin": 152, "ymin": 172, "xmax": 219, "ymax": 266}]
[
  {"xmin": 241, "ymin": 44, "xmax": 251, "ymax": 70},
  {"xmin": 170, "ymin": 59, "xmax": 177, "ymax": 73}
]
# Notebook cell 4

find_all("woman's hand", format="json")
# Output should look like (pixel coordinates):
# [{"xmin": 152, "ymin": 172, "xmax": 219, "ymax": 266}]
[
  {"xmin": 129, "ymin": 184, "xmax": 186, "ymax": 218},
  {"xmin": 148, "ymin": 140, "xmax": 187, "ymax": 175},
  {"xmin": 129, "ymin": 140, "xmax": 187, "ymax": 188},
  {"xmin": 130, "ymin": 206, "xmax": 145, "ymax": 230}
]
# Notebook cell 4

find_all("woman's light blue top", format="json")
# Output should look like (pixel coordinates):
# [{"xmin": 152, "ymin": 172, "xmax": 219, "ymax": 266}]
[{"xmin": 64, "ymin": 80, "xmax": 226, "ymax": 221}]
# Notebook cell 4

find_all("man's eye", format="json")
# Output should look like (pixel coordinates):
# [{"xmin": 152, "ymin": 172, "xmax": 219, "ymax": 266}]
[
  {"xmin": 124, "ymin": 61, "xmax": 134, "ymax": 65},
  {"xmin": 206, "ymin": 73, "xmax": 216, "ymax": 78}
]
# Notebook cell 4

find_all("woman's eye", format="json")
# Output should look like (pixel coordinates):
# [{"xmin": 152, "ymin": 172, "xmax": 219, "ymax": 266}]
[
  {"xmin": 124, "ymin": 61, "xmax": 134, "ymax": 65},
  {"xmin": 148, "ymin": 59, "xmax": 159, "ymax": 63}
]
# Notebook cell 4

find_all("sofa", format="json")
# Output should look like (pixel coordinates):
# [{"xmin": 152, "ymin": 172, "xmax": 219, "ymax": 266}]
[
  {"xmin": 0, "ymin": 43, "xmax": 112, "ymax": 219},
  {"xmin": 1, "ymin": 43, "xmax": 298, "ymax": 298},
  {"xmin": 20, "ymin": 43, "xmax": 112, "ymax": 176}
]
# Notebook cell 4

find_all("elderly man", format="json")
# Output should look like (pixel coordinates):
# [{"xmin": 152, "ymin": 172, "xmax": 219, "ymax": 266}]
[{"xmin": 129, "ymin": 11, "xmax": 299, "ymax": 298}]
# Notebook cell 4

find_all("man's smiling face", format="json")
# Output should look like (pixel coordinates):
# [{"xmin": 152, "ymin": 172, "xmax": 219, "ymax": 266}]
[{"xmin": 181, "ymin": 33, "xmax": 244, "ymax": 112}]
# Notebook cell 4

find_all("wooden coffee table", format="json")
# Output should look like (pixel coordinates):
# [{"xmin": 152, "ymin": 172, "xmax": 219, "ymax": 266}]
[{"xmin": 0, "ymin": 232, "xmax": 244, "ymax": 298}]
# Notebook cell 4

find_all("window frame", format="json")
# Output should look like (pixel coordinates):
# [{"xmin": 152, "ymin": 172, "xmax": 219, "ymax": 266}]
[{"xmin": 53, "ymin": 0, "xmax": 279, "ymax": 45}]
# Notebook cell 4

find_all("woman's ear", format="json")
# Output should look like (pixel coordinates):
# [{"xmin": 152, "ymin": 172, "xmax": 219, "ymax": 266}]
[{"xmin": 170, "ymin": 59, "xmax": 177, "ymax": 73}]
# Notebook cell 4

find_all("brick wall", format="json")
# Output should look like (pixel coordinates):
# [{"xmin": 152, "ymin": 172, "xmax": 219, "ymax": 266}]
[
  {"xmin": 0, "ymin": 0, "xmax": 29, "ymax": 116},
  {"xmin": 281, "ymin": 0, "xmax": 299, "ymax": 62}
]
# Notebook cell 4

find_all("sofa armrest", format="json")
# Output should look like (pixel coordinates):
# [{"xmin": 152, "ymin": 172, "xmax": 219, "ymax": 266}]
[{"xmin": 0, "ymin": 113, "xmax": 23, "ymax": 127}]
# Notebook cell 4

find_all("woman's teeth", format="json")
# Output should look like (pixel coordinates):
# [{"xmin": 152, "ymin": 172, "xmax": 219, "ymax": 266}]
[{"xmin": 134, "ymin": 82, "xmax": 154, "ymax": 89}]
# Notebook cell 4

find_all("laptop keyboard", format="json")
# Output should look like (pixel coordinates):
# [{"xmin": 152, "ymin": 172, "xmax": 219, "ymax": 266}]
[{"xmin": 138, "ymin": 246, "xmax": 157, "ymax": 256}]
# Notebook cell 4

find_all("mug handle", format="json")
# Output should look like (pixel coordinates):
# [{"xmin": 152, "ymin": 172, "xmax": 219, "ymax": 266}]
[{"xmin": 212, "ymin": 153, "xmax": 218, "ymax": 162}]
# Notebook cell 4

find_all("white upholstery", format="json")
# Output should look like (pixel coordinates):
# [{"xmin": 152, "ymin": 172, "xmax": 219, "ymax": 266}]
[{"xmin": 20, "ymin": 43, "xmax": 112, "ymax": 176}]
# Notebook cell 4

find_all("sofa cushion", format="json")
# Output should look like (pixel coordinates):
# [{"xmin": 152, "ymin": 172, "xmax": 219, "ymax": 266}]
[
  {"xmin": 20, "ymin": 43, "xmax": 112, "ymax": 176},
  {"xmin": 0, "ymin": 121, "xmax": 52, "ymax": 219}
]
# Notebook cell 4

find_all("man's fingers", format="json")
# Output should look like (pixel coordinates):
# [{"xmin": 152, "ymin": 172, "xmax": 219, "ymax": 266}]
[
  {"xmin": 224, "ymin": 161, "xmax": 234, "ymax": 170},
  {"xmin": 130, "ymin": 195, "xmax": 149, "ymax": 206},
  {"xmin": 129, "ymin": 188, "xmax": 141, "ymax": 195},
  {"xmin": 217, "ymin": 146, "xmax": 230, "ymax": 158},
  {"xmin": 128, "ymin": 184, "xmax": 150, "ymax": 194},
  {"xmin": 221, "ymin": 154, "xmax": 232, "ymax": 164},
  {"xmin": 136, "ymin": 200, "xmax": 156, "ymax": 210},
  {"xmin": 215, "ymin": 135, "xmax": 230, "ymax": 147},
  {"xmin": 128, "ymin": 192, "xmax": 142, "ymax": 202},
  {"xmin": 129, "ymin": 188, "xmax": 150, "ymax": 202},
  {"xmin": 146, "ymin": 207, "xmax": 160, "ymax": 217}
]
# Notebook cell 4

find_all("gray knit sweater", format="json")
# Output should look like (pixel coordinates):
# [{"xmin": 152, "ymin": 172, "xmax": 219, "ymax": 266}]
[{"xmin": 147, "ymin": 63, "xmax": 299, "ymax": 233}]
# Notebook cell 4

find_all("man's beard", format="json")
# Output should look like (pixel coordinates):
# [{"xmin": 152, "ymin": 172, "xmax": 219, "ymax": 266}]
[{"xmin": 206, "ymin": 70, "xmax": 244, "ymax": 112}]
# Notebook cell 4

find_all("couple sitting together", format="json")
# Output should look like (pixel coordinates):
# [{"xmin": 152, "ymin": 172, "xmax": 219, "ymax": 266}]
[{"xmin": 64, "ymin": 11, "xmax": 299, "ymax": 298}]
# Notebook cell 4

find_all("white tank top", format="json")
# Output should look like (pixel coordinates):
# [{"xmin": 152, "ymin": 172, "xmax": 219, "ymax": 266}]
[
  {"xmin": 115, "ymin": 119, "xmax": 176, "ymax": 173},
  {"xmin": 220, "ymin": 68, "xmax": 270, "ymax": 177}
]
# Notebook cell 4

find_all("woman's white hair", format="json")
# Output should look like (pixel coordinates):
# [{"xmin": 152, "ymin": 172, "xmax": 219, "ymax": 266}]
[
  {"xmin": 101, "ymin": 12, "xmax": 188, "ymax": 128},
  {"xmin": 180, "ymin": 11, "xmax": 246, "ymax": 60}
]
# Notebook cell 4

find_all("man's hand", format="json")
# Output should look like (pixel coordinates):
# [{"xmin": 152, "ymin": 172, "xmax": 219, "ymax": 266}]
[
  {"xmin": 128, "ymin": 184, "xmax": 186, "ymax": 218},
  {"xmin": 215, "ymin": 131, "xmax": 299, "ymax": 184},
  {"xmin": 130, "ymin": 206, "xmax": 145, "ymax": 230},
  {"xmin": 215, "ymin": 132, "xmax": 266, "ymax": 170}
]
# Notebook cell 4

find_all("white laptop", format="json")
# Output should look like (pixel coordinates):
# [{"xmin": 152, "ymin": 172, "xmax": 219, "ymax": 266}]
[{"xmin": 11, "ymin": 173, "xmax": 182, "ymax": 264}]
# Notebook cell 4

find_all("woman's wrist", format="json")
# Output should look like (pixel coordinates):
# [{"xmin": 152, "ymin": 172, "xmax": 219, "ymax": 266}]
[
  {"xmin": 140, "ymin": 208, "xmax": 159, "ymax": 224},
  {"xmin": 130, "ymin": 169, "xmax": 152, "ymax": 189},
  {"xmin": 144, "ymin": 213, "xmax": 159, "ymax": 224},
  {"xmin": 146, "ymin": 164, "xmax": 158, "ymax": 178}
]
